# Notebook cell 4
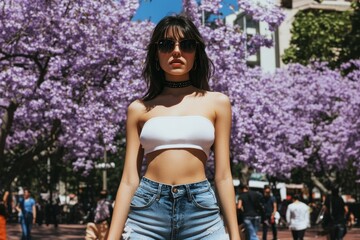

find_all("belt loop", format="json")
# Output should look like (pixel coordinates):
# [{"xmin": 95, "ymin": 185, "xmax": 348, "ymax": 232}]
[
  {"xmin": 156, "ymin": 184, "xmax": 162, "ymax": 201},
  {"xmin": 185, "ymin": 185, "xmax": 192, "ymax": 201}
]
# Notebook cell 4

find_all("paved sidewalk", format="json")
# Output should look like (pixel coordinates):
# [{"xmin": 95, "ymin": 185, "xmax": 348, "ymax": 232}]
[
  {"xmin": 265, "ymin": 226, "xmax": 360, "ymax": 240},
  {"xmin": 7, "ymin": 223, "xmax": 86, "ymax": 240},
  {"xmin": 6, "ymin": 223, "xmax": 360, "ymax": 239}
]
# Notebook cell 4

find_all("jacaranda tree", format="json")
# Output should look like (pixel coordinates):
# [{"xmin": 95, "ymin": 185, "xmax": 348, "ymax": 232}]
[
  {"xmin": 0, "ymin": 0, "xmax": 152, "ymax": 187},
  {"xmin": 1, "ymin": 0, "xmax": 359, "ymax": 193}
]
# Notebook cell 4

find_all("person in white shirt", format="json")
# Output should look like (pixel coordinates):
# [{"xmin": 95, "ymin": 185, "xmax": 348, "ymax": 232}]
[{"xmin": 286, "ymin": 194, "xmax": 310, "ymax": 240}]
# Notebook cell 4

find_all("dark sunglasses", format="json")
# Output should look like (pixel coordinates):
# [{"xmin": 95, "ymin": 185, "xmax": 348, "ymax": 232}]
[{"xmin": 156, "ymin": 39, "xmax": 197, "ymax": 53}]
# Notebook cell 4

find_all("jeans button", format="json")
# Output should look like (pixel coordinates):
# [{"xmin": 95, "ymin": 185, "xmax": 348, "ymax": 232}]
[{"xmin": 172, "ymin": 187, "xmax": 178, "ymax": 193}]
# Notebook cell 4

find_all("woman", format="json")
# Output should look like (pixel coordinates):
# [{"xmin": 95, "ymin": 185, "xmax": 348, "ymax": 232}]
[{"xmin": 108, "ymin": 15, "xmax": 240, "ymax": 240}]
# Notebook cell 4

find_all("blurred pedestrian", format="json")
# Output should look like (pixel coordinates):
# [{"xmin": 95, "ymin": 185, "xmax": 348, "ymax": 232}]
[
  {"xmin": 323, "ymin": 187, "xmax": 347, "ymax": 240},
  {"xmin": 237, "ymin": 183, "xmax": 263, "ymax": 240},
  {"xmin": 286, "ymin": 194, "xmax": 310, "ymax": 240},
  {"xmin": 344, "ymin": 204, "xmax": 355, "ymax": 229},
  {"xmin": 262, "ymin": 185, "xmax": 278, "ymax": 240},
  {"xmin": 16, "ymin": 188, "xmax": 36, "ymax": 240},
  {"xmin": 35, "ymin": 198, "xmax": 44, "ymax": 226},
  {"xmin": 85, "ymin": 190, "xmax": 112, "ymax": 240},
  {"xmin": 278, "ymin": 195, "xmax": 292, "ymax": 227},
  {"xmin": 45, "ymin": 199, "xmax": 52, "ymax": 225},
  {"xmin": 0, "ymin": 190, "xmax": 9, "ymax": 240},
  {"xmin": 52, "ymin": 197, "xmax": 61, "ymax": 227}
]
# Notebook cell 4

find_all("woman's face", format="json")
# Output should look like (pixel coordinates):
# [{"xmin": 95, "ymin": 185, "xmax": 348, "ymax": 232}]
[{"xmin": 157, "ymin": 28, "xmax": 196, "ymax": 81}]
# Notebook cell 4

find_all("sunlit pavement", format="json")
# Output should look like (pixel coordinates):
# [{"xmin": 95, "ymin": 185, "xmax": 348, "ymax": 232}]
[
  {"xmin": 6, "ymin": 223, "xmax": 360, "ymax": 239},
  {"xmin": 260, "ymin": 226, "xmax": 360, "ymax": 240},
  {"xmin": 7, "ymin": 223, "xmax": 85, "ymax": 240}
]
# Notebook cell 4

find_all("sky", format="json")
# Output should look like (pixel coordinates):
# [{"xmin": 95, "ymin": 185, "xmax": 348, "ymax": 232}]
[{"xmin": 132, "ymin": 0, "xmax": 239, "ymax": 23}]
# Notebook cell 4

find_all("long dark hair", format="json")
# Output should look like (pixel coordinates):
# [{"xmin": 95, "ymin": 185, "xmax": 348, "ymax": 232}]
[{"xmin": 142, "ymin": 15, "xmax": 213, "ymax": 101}]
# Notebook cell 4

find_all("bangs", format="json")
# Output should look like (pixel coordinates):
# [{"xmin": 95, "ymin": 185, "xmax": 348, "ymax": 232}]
[{"xmin": 162, "ymin": 25, "xmax": 196, "ymax": 40}]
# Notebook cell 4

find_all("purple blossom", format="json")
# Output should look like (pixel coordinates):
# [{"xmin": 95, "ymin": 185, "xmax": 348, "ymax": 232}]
[{"xmin": 1, "ymin": 0, "xmax": 359, "ymax": 180}]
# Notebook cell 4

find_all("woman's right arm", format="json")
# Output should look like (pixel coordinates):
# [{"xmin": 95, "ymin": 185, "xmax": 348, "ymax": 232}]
[{"xmin": 107, "ymin": 101, "xmax": 144, "ymax": 240}]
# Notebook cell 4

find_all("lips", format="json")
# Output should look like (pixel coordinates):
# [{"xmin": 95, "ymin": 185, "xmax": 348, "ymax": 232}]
[{"xmin": 170, "ymin": 59, "xmax": 184, "ymax": 64}]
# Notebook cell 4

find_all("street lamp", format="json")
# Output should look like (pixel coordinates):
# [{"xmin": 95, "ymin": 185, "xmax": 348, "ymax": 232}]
[{"xmin": 94, "ymin": 153, "xmax": 115, "ymax": 191}]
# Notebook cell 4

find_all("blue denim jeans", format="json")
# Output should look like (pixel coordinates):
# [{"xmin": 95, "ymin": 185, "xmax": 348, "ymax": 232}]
[
  {"xmin": 243, "ymin": 216, "xmax": 261, "ymax": 240},
  {"xmin": 20, "ymin": 212, "xmax": 33, "ymax": 240},
  {"xmin": 123, "ymin": 177, "xmax": 229, "ymax": 240}
]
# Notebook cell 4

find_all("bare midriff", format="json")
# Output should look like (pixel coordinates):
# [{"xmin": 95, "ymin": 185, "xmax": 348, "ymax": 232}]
[{"xmin": 144, "ymin": 148, "xmax": 207, "ymax": 185}]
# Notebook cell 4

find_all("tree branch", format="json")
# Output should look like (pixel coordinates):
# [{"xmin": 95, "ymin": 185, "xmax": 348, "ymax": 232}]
[{"xmin": 310, "ymin": 172, "xmax": 329, "ymax": 194}]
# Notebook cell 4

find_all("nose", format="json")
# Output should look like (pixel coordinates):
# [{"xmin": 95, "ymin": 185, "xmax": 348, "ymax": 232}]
[
  {"xmin": 172, "ymin": 42, "xmax": 181, "ymax": 57},
  {"xmin": 174, "ymin": 42, "xmax": 180, "ymax": 50}
]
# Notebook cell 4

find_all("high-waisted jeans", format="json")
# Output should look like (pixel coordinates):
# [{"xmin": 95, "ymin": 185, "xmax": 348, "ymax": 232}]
[{"xmin": 123, "ymin": 177, "xmax": 229, "ymax": 240}]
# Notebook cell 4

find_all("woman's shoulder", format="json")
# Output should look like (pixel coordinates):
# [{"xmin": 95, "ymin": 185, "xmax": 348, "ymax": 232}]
[
  {"xmin": 127, "ymin": 100, "xmax": 149, "ymax": 125},
  {"xmin": 127, "ymin": 99, "xmax": 147, "ymax": 114},
  {"xmin": 206, "ymin": 91, "xmax": 230, "ymax": 100},
  {"xmin": 205, "ymin": 91, "xmax": 231, "ymax": 108}
]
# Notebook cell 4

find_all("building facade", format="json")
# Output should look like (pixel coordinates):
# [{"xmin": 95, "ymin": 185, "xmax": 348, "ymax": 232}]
[{"xmin": 225, "ymin": 0, "xmax": 352, "ymax": 71}]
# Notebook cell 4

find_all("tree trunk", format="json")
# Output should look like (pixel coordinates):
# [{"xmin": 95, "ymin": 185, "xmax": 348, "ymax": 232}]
[
  {"xmin": 240, "ymin": 165, "xmax": 253, "ymax": 185},
  {"xmin": 310, "ymin": 173, "xmax": 329, "ymax": 194},
  {"xmin": 0, "ymin": 101, "xmax": 18, "ymax": 170}
]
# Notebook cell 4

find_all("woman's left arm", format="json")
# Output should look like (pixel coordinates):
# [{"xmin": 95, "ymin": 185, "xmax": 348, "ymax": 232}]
[{"xmin": 213, "ymin": 93, "xmax": 240, "ymax": 240}]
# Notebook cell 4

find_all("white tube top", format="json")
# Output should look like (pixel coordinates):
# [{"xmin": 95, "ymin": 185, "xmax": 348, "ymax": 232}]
[{"xmin": 140, "ymin": 115, "xmax": 215, "ymax": 158}]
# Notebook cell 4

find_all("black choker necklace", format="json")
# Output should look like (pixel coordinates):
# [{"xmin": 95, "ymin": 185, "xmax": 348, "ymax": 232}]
[{"xmin": 164, "ymin": 80, "xmax": 192, "ymax": 88}]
